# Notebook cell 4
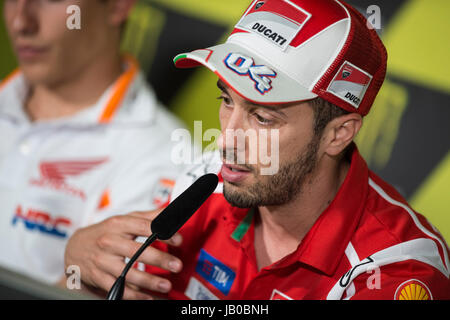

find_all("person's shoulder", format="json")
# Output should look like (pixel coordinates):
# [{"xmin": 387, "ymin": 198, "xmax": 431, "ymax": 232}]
[
  {"xmin": 341, "ymin": 171, "xmax": 450, "ymax": 299},
  {"xmin": 359, "ymin": 172, "xmax": 447, "ymax": 249},
  {"xmin": 109, "ymin": 72, "xmax": 186, "ymax": 148},
  {"xmin": 0, "ymin": 70, "xmax": 23, "ymax": 105},
  {"xmin": 0, "ymin": 69, "xmax": 21, "ymax": 92}
]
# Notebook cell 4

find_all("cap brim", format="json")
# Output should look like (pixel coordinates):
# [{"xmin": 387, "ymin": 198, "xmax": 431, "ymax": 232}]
[{"xmin": 174, "ymin": 43, "xmax": 317, "ymax": 105}]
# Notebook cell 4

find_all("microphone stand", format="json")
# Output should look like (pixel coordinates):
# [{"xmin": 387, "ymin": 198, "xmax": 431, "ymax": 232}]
[{"xmin": 106, "ymin": 233, "xmax": 158, "ymax": 300}]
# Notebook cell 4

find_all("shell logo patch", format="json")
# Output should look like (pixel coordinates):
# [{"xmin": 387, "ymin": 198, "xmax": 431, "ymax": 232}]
[{"xmin": 394, "ymin": 279, "xmax": 432, "ymax": 300}]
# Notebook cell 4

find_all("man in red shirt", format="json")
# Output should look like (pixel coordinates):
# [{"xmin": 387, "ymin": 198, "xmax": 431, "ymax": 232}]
[{"xmin": 65, "ymin": 0, "xmax": 450, "ymax": 299}]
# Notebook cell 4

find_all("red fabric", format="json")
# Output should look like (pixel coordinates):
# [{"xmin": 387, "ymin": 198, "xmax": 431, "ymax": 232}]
[{"xmin": 145, "ymin": 147, "xmax": 450, "ymax": 300}]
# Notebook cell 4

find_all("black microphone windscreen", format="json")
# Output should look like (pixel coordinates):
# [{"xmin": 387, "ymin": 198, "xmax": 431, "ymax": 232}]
[{"xmin": 151, "ymin": 173, "xmax": 219, "ymax": 240}]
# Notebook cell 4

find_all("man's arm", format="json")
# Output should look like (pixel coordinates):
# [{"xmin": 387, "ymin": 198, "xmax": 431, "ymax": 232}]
[{"xmin": 347, "ymin": 260, "xmax": 450, "ymax": 300}]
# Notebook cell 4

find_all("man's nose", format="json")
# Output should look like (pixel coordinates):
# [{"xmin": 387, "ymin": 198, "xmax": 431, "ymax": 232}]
[
  {"xmin": 218, "ymin": 108, "xmax": 250, "ymax": 165},
  {"xmin": 218, "ymin": 107, "xmax": 245, "ymax": 151},
  {"xmin": 10, "ymin": 0, "xmax": 38, "ymax": 36}
]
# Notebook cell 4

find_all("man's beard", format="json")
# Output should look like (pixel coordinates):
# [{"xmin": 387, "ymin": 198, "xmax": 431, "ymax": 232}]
[{"xmin": 223, "ymin": 136, "xmax": 320, "ymax": 208}]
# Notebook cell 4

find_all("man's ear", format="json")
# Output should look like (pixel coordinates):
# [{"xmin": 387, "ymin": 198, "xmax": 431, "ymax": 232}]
[
  {"xmin": 107, "ymin": 0, "xmax": 137, "ymax": 26},
  {"xmin": 322, "ymin": 113, "xmax": 363, "ymax": 157}
]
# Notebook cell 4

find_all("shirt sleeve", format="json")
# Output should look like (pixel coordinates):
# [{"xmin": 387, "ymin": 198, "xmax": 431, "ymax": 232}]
[{"xmin": 348, "ymin": 260, "xmax": 450, "ymax": 300}]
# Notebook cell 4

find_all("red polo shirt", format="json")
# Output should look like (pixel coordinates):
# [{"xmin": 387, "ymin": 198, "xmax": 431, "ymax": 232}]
[{"xmin": 146, "ymin": 146, "xmax": 450, "ymax": 300}]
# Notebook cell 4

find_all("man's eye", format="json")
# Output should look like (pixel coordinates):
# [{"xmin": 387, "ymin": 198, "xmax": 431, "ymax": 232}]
[
  {"xmin": 217, "ymin": 96, "xmax": 232, "ymax": 106},
  {"xmin": 254, "ymin": 113, "xmax": 273, "ymax": 125}
]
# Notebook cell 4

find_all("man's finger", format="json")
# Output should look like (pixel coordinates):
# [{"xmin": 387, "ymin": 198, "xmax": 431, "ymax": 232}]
[
  {"xmin": 107, "ymin": 236, "xmax": 183, "ymax": 273},
  {"xmin": 161, "ymin": 232, "xmax": 183, "ymax": 247},
  {"xmin": 123, "ymin": 284, "xmax": 155, "ymax": 300},
  {"xmin": 94, "ymin": 252, "xmax": 177, "ymax": 294},
  {"xmin": 125, "ymin": 268, "xmax": 173, "ymax": 294},
  {"xmin": 102, "ymin": 215, "xmax": 153, "ymax": 238},
  {"xmin": 87, "ymin": 269, "xmax": 153, "ymax": 300},
  {"xmin": 128, "ymin": 209, "xmax": 164, "ymax": 221}
]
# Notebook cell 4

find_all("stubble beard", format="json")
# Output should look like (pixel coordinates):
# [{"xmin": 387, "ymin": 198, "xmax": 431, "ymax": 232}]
[{"xmin": 223, "ymin": 136, "xmax": 320, "ymax": 208}]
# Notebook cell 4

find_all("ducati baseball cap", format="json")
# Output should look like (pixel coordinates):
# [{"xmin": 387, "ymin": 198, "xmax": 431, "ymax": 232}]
[{"xmin": 174, "ymin": 0, "xmax": 387, "ymax": 116}]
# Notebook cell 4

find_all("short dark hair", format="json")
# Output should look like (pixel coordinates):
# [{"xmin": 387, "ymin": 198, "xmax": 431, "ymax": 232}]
[{"xmin": 309, "ymin": 97, "xmax": 349, "ymax": 138}]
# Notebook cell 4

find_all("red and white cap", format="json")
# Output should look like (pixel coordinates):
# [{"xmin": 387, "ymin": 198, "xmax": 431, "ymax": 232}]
[{"xmin": 174, "ymin": 0, "xmax": 387, "ymax": 116}]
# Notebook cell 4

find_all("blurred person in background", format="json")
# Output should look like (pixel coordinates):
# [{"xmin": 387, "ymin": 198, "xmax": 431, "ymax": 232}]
[{"xmin": 0, "ymin": 0, "xmax": 185, "ymax": 289}]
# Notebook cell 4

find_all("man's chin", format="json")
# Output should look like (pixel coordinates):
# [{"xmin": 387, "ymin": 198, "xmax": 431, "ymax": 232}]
[
  {"xmin": 21, "ymin": 64, "xmax": 54, "ymax": 86},
  {"xmin": 222, "ymin": 181, "xmax": 259, "ymax": 209},
  {"xmin": 222, "ymin": 177, "xmax": 254, "ymax": 189}
]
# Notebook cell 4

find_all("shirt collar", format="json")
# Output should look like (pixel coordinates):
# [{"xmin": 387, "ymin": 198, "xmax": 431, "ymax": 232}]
[
  {"xmin": 0, "ymin": 55, "xmax": 156, "ymax": 126},
  {"xmin": 224, "ymin": 144, "xmax": 369, "ymax": 276},
  {"xmin": 293, "ymin": 144, "xmax": 369, "ymax": 275}
]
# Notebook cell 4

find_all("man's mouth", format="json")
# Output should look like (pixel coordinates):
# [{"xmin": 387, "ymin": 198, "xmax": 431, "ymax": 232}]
[
  {"xmin": 15, "ymin": 44, "xmax": 48, "ymax": 62},
  {"xmin": 220, "ymin": 163, "xmax": 252, "ymax": 184}
]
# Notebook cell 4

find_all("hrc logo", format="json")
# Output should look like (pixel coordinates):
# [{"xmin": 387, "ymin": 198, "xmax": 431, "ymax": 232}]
[
  {"xmin": 196, "ymin": 249, "xmax": 236, "ymax": 295},
  {"xmin": 11, "ymin": 205, "xmax": 72, "ymax": 239},
  {"xmin": 223, "ymin": 53, "xmax": 277, "ymax": 95},
  {"xmin": 29, "ymin": 158, "xmax": 108, "ymax": 201}
]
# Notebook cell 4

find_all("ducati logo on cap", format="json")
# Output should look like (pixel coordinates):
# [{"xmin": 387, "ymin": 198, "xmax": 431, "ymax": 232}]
[
  {"xmin": 255, "ymin": 1, "xmax": 265, "ymax": 10},
  {"xmin": 327, "ymin": 61, "xmax": 373, "ymax": 109},
  {"xmin": 235, "ymin": 0, "xmax": 311, "ymax": 51},
  {"xmin": 224, "ymin": 52, "xmax": 277, "ymax": 95},
  {"xmin": 342, "ymin": 66, "xmax": 352, "ymax": 79}
]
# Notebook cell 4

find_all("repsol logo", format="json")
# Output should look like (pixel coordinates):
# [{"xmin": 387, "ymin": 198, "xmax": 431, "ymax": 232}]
[
  {"xmin": 252, "ymin": 22, "xmax": 287, "ymax": 46},
  {"xmin": 345, "ymin": 92, "xmax": 361, "ymax": 105}
]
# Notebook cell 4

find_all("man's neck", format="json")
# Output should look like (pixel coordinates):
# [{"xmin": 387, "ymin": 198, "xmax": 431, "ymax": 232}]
[
  {"xmin": 254, "ymin": 154, "xmax": 350, "ymax": 270},
  {"xmin": 25, "ymin": 54, "xmax": 123, "ymax": 122}
]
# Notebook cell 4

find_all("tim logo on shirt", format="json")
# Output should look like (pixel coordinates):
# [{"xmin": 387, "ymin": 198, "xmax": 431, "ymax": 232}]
[
  {"xmin": 29, "ymin": 158, "xmax": 108, "ymax": 200},
  {"xmin": 196, "ymin": 249, "xmax": 236, "ymax": 296},
  {"xmin": 12, "ymin": 205, "xmax": 72, "ymax": 239}
]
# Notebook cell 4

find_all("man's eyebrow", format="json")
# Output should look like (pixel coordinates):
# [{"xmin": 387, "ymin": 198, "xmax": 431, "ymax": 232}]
[
  {"xmin": 217, "ymin": 79, "xmax": 228, "ymax": 93},
  {"xmin": 248, "ymin": 102, "xmax": 288, "ymax": 118},
  {"xmin": 216, "ymin": 79, "xmax": 288, "ymax": 119}
]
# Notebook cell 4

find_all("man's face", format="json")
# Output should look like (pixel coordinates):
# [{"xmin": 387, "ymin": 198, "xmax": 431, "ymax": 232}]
[
  {"xmin": 217, "ymin": 80, "xmax": 320, "ymax": 208},
  {"xmin": 3, "ymin": 0, "xmax": 116, "ymax": 86}
]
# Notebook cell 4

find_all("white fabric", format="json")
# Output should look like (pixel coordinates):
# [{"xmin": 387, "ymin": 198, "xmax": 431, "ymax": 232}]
[
  {"xmin": 0, "ymin": 71, "xmax": 186, "ymax": 284},
  {"xmin": 326, "ymin": 238, "xmax": 449, "ymax": 300}
]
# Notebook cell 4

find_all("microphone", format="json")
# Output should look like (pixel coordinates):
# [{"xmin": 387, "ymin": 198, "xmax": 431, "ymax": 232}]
[{"xmin": 106, "ymin": 173, "xmax": 219, "ymax": 300}]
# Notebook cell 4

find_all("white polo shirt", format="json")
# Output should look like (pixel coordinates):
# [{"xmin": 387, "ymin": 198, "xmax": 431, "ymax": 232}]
[{"xmin": 0, "ymin": 57, "xmax": 185, "ymax": 284}]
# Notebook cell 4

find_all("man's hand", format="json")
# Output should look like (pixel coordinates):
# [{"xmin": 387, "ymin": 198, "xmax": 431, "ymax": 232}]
[{"xmin": 64, "ymin": 210, "xmax": 183, "ymax": 300}]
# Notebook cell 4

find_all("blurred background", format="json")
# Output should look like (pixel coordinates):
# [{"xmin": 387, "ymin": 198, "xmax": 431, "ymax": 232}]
[{"xmin": 1, "ymin": 0, "xmax": 449, "ymax": 242}]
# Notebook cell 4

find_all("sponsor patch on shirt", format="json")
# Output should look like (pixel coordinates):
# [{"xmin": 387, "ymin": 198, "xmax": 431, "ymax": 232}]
[
  {"xmin": 152, "ymin": 178, "xmax": 175, "ymax": 208},
  {"xmin": 185, "ymin": 277, "xmax": 219, "ymax": 300},
  {"xmin": 394, "ymin": 279, "xmax": 433, "ymax": 300},
  {"xmin": 29, "ymin": 158, "xmax": 108, "ymax": 201},
  {"xmin": 327, "ymin": 61, "xmax": 373, "ymax": 109},
  {"xmin": 235, "ymin": 0, "xmax": 311, "ymax": 50},
  {"xmin": 12, "ymin": 205, "xmax": 72, "ymax": 239},
  {"xmin": 195, "ymin": 249, "xmax": 236, "ymax": 296}
]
